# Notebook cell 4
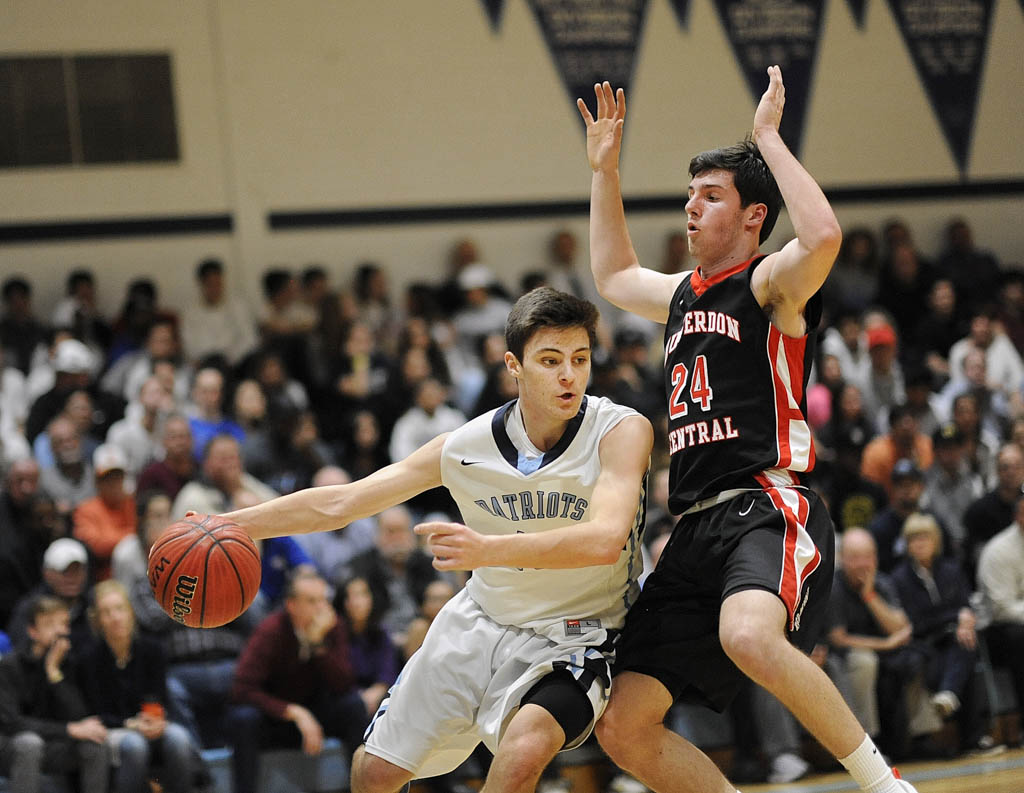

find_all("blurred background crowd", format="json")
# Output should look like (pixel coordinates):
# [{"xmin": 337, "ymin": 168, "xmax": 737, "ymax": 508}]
[{"xmin": 0, "ymin": 215, "xmax": 1023, "ymax": 790}]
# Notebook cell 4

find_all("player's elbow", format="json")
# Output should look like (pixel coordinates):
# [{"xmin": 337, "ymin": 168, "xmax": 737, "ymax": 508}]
[{"xmin": 812, "ymin": 220, "xmax": 842, "ymax": 259}]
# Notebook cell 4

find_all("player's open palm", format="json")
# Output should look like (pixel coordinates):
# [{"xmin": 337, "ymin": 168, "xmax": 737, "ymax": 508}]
[
  {"xmin": 753, "ymin": 65, "xmax": 785, "ymax": 136},
  {"xmin": 577, "ymin": 81, "xmax": 625, "ymax": 173}
]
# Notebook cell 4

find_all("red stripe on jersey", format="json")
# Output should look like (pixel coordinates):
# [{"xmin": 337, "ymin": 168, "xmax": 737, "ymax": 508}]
[
  {"xmin": 766, "ymin": 325, "xmax": 814, "ymax": 470},
  {"xmin": 689, "ymin": 257, "xmax": 756, "ymax": 297},
  {"xmin": 763, "ymin": 487, "xmax": 821, "ymax": 630}
]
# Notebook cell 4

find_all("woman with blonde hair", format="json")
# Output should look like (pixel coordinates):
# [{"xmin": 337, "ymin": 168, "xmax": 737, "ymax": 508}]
[{"xmin": 80, "ymin": 579, "xmax": 204, "ymax": 793}]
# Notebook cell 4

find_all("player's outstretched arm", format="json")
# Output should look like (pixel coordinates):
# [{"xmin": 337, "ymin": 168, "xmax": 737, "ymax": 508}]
[
  {"xmin": 224, "ymin": 434, "xmax": 447, "ymax": 540},
  {"xmin": 751, "ymin": 66, "xmax": 841, "ymax": 317},
  {"xmin": 578, "ymin": 83, "xmax": 686, "ymax": 324},
  {"xmin": 417, "ymin": 415, "xmax": 653, "ymax": 570}
]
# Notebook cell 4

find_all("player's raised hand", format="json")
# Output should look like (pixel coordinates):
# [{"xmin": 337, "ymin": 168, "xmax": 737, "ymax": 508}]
[
  {"xmin": 577, "ymin": 81, "xmax": 626, "ymax": 173},
  {"xmin": 415, "ymin": 521, "xmax": 488, "ymax": 570},
  {"xmin": 753, "ymin": 65, "xmax": 785, "ymax": 139}
]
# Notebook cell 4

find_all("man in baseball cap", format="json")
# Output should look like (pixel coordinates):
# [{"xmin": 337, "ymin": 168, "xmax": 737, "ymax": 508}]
[{"xmin": 71, "ymin": 445, "xmax": 136, "ymax": 582}]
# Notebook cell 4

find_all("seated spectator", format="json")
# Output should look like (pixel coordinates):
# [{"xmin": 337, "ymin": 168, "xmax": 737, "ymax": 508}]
[
  {"xmin": 26, "ymin": 337, "xmax": 124, "ymax": 446},
  {"xmin": 338, "ymin": 410, "xmax": 390, "ymax": 482},
  {"xmin": 891, "ymin": 514, "xmax": 988, "ymax": 753},
  {"xmin": 452, "ymin": 264, "xmax": 512, "ymax": 364},
  {"xmin": 868, "ymin": 458, "xmax": 950, "ymax": 573},
  {"xmin": 0, "ymin": 458, "xmax": 50, "ymax": 627},
  {"xmin": 851, "ymin": 322, "xmax": 906, "ymax": 432},
  {"xmin": 388, "ymin": 378, "xmax": 465, "ymax": 517},
  {"xmin": 250, "ymin": 348, "xmax": 309, "ymax": 415},
  {"xmin": 37, "ymin": 415, "xmax": 95, "ymax": 519},
  {"xmin": 107, "ymin": 277, "xmax": 179, "ymax": 368},
  {"xmin": 0, "ymin": 276, "xmax": 48, "ymax": 377},
  {"xmin": 79, "ymin": 580, "xmax": 204, "ymax": 793},
  {"xmin": 136, "ymin": 414, "xmax": 198, "ymax": 500},
  {"xmin": 977, "ymin": 496, "xmax": 1024, "ymax": 721},
  {"xmin": 8, "ymin": 538, "xmax": 94, "ymax": 656},
  {"xmin": 822, "ymin": 434, "xmax": 889, "ymax": 535},
  {"xmin": 243, "ymin": 406, "xmax": 335, "ymax": 495},
  {"xmin": 228, "ymin": 570, "xmax": 367, "ymax": 793},
  {"xmin": 861, "ymin": 403, "xmax": 933, "ymax": 501},
  {"xmin": 0, "ymin": 595, "xmax": 109, "ymax": 792},
  {"xmin": 72, "ymin": 444, "xmax": 136, "ymax": 581},
  {"xmin": 938, "ymin": 347, "xmax": 1010, "ymax": 442},
  {"xmin": 949, "ymin": 391, "xmax": 1000, "ymax": 489},
  {"xmin": 112, "ymin": 490, "xmax": 173, "ymax": 591},
  {"xmin": 344, "ymin": 505, "xmax": 441, "ymax": 645},
  {"xmin": 337, "ymin": 576, "xmax": 398, "ymax": 719},
  {"xmin": 402, "ymin": 578, "xmax": 456, "ymax": 663},
  {"xmin": 50, "ymin": 269, "xmax": 111, "ymax": 364},
  {"xmin": 254, "ymin": 534, "xmax": 315, "ymax": 615},
  {"xmin": 294, "ymin": 467, "xmax": 378, "ymax": 584},
  {"xmin": 33, "ymin": 389, "xmax": 103, "ymax": 470},
  {"xmin": 185, "ymin": 367, "xmax": 245, "ymax": 459},
  {"xmin": 101, "ymin": 318, "xmax": 188, "ymax": 405},
  {"xmin": 821, "ymin": 312, "xmax": 869, "ymax": 386},
  {"xmin": 823, "ymin": 227, "xmax": 880, "ymax": 317},
  {"xmin": 909, "ymin": 279, "xmax": 967, "ymax": 385},
  {"xmin": 105, "ymin": 375, "xmax": 175, "ymax": 476},
  {"xmin": 936, "ymin": 218, "xmax": 1002, "ymax": 318},
  {"xmin": 962, "ymin": 442, "xmax": 1024, "ymax": 584},
  {"xmin": 180, "ymin": 258, "xmax": 258, "ymax": 369},
  {"xmin": 0, "ymin": 362, "xmax": 31, "ymax": 465},
  {"xmin": 948, "ymin": 309, "xmax": 1024, "ymax": 404},
  {"xmin": 321, "ymin": 320, "xmax": 391, "ymax": 442},
  {"xmin": 172, "ymin": 434, "xmax": 276, "ymax": 520},
  {"xmin": 920, "ymin": 423, "xmax": 985, "ymax": 562},
  {"xmin": 827, "ymin": 528, "xmax": 918, "ymax": 760},
  {"xmin": 882, "ymin": 365, "xmax": 942, "ymax": 439}
]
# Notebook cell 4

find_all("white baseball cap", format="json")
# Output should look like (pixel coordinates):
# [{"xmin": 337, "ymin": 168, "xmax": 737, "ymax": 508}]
[
  {"xmin": 53, "ymin": 339, "xmax": 95, "ymax": 374},
  {"xmin": 43, "ymin": 538, "xmax": 88, "ymax": 571}
]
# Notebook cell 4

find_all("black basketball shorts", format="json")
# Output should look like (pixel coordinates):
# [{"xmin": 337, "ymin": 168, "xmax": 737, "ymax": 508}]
[{"xmin": 615, "ymin": 486, "xmax": 835, "ymax": 712}]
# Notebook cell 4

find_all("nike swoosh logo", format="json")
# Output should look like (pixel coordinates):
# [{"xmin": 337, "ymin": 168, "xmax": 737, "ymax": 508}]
[
  {"xmin": 738, "ymin": 500, "xmax": 753, "ymax": 516},
  {"xmin": 460, "ymin": 459, "xmax": 482, "ymax": 466}
]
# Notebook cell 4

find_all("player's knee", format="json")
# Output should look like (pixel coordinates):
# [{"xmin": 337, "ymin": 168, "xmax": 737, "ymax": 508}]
[
  {"xmin": 719, "ymin": 617, "xmax": 781, "ymax": 678},
  {"xmin": 351, "ymin": 746, "xmax": 412, "ymax": 793},
  {"xmin": 594, "ymin": 703, "xmax": 636, "ymax": 763}
]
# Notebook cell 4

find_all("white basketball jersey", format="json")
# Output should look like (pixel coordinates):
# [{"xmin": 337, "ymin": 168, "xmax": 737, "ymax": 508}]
[{"xmin": 440, "ymin": 395, "xmax": 647, "ymax": 643}]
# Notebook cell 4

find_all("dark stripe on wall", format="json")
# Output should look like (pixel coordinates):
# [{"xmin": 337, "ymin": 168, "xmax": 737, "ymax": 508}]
[
  {"xmin": 269, "ymin": 178, "xmax": 1024, "ymax": 229},
  {"xmin": 2, "ymin": 179, "xmax": 1021, "ymax": 242},
  {"xmin": 0, "ymin": 214, "xmax": 232, "ymax": 244}
]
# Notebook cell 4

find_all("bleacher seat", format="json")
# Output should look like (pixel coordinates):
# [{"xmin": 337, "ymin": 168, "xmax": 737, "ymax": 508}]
[{"xmin": 201, "ymin": 737, "xmax": 350, "ymax": 793}]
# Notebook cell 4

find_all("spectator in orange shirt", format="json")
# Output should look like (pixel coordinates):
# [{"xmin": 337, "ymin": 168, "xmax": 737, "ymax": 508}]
[
  {"xmin": 860, "ymin": 402, "xmax": 933, "ymax": 500},
  {"xmin": 72, "ymin": 445, "xmax": 136, "ymax": 581}
]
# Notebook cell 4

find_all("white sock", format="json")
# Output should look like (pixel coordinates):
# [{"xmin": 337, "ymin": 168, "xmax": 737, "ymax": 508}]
[{"xmin": 839, "ymin": 734, "xmax": 901, "ymax": 792}]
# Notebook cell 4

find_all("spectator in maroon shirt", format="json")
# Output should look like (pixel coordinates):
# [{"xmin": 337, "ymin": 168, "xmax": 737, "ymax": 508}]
[
  {"xmin": 135, "ymin": 415, "xmax": 196, "ymax": 500},
  {"xmin": 227, "ymin": 569, "xmax": 367, "ymax": 793}
]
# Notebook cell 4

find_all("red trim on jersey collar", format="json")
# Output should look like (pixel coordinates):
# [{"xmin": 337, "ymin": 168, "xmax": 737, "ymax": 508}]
[{"xmin": 690, "ymin": 256, "xmax": 757, "ymax": 297}]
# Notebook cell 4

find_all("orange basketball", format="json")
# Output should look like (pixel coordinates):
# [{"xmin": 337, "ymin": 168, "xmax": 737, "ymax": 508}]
[{"xmin": 148, "ymin": 514, "xmax": 261, "ymax": 628}]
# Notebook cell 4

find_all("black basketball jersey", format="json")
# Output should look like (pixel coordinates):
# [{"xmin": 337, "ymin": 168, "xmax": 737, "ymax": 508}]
[{"xmin": 662, "ymin": 255, "xmax": 822, "ymax": 514}]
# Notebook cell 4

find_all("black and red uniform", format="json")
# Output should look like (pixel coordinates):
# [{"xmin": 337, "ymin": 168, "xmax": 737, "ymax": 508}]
[{"xmin": 616, "ymin": 256, "xmax": 835, "ymax": 710}]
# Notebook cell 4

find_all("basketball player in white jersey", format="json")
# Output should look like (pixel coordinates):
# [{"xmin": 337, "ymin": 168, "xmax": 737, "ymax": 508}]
[
  {"xmin": 221, "ymin": 287, "xmax": 653, "ymax": 793},
  {"xmin": 577, "ymin": 67, "xmax": 918, "ymax": 793}
]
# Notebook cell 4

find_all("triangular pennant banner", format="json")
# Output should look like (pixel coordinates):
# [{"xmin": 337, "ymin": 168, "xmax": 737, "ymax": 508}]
[
  {"xmin": 668, "ymin": 0, "xmax": 693, "ymax": 28},
  {"xmin": 480, "ymin": 0, "xmax": 506, "ymax": 31},
  {"xmin": 887, "ymin": 0, "xmax": 995, "ymax": 173},
  {"xmin": 711, "ymin": 0, "xmax": 826, "ymax": 157},
  {"xmin": 527, "ymin": 0, "xmax": 650, "ymax": 118},
  {"xmin": 845, "ymin": 0, "xmax": 868, "ymax": 28}
]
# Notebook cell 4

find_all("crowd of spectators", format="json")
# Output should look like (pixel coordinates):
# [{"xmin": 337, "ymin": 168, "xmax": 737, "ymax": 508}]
[{"xmin": 0, "ymin": 217, "xmax": 1021, "ymax": 790}]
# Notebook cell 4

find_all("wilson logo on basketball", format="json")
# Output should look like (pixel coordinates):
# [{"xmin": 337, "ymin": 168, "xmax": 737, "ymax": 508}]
[
  {"xmin": 149, "ymin": 556, "xmax": 171, "ymax": 588},
  {"xmin": 171, "ymin": 575, "xmax": 199, "ymax": 624}
]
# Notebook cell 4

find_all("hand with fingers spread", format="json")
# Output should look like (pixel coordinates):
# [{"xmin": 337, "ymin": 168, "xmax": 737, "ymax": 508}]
[
  {"xmin": 753, "ymin": 64, "xmax": 785, "ymax": 140},
  {"xmin": 577, "ymin": 81, "xmax": 626, "ymax": 173},
  {"xmin": 415, "ymin": 521, "xmax": 490, "ymax": 571}
]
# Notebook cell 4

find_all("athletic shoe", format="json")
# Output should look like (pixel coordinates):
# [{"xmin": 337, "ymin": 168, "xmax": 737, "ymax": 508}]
[
  {"xmin": 893, "ymin": 767, "xmax": 919, "ymax": 792},
  {"xmin": 930, "ymin": 690, "xmax": 960, "ymax": 718},
  {"xmin": 767, "ymin": 752, "xmax": 810, "ymax": 784}
]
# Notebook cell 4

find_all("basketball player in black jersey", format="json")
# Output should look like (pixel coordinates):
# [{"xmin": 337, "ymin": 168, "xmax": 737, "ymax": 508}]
[{"xmin": 578, "ymin": 67, "xmax": 918, "ymax": 793}]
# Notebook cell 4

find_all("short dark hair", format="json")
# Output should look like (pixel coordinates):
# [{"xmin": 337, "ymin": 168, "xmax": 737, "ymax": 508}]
[
  {"xmin": 197, "ymin": 258, "xmax": 223, "ymax": 281},
  {"xmin": 2, "ymin": 277, "xmax": 30, "ymax": 302},
  {"xmin": 689, "ymin": 139, "xmax": 782, "ymax": 244},
  {"xmin": 66, "ymin": 269, "xmax": 94, "ymax": 294},
  {"xmin": 262, "ymin": 269, "xmax": 293, "ymax": 299},
  {"xmin": 505, "ymin": 287, "xmax": 598, "ymax": 362}
]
